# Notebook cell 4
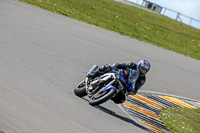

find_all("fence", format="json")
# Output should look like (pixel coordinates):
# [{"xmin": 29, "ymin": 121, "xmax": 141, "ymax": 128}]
[
  {"xmin": 129, "ymin": 0, "xmax": 200, "ymax": 29},
  {"xmin": 161, "ymin": 8, "xmax": 200, "ymax": 28}
]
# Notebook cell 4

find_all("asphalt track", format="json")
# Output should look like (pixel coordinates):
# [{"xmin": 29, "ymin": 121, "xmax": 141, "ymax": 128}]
[{"xmin": 0, "ymin": 0, "xmax": 200, "ymax": 133}]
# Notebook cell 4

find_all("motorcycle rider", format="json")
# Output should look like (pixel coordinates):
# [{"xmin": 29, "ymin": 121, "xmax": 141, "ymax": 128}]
[{"xmin": 87, "ymin": 60, "xmax": 151, "ymax": 104}]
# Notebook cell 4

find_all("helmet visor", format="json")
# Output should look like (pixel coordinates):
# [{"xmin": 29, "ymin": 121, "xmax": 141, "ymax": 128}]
[{"xmin": 140, "ymin": 67, "xmax": 148, "ymax": 75}]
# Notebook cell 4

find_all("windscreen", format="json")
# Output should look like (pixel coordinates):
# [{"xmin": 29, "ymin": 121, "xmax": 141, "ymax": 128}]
[{"xmin": 126, "ymin": 68, "xmax": 139, "ymax": 85}]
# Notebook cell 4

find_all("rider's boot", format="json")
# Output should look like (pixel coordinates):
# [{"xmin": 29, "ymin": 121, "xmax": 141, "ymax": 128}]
[
  {"xmin": 87, "ymin": 65, "xmax": 99, "ymax": 79},
  {"xmin": 87, "ymin": 64, "xmax": 112, "ymax": 79}
]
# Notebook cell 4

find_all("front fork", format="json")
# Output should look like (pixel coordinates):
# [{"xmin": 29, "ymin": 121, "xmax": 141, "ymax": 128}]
[
  {"xmin": 86, "ymin": 73, "xmax": 124, "ymax": 97},
  {"xmin": 86, "ymin": 73, "xmax": 116, "ymax": 97}
]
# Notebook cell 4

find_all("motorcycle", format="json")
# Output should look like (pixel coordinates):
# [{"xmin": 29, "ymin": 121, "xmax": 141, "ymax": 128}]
[{"xmin": 74, "ymin": 65, "xmax": 139, "ymax": 106}]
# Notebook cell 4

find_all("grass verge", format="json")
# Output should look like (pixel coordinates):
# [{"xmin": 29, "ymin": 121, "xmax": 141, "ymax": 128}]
[
  {"xmin": 19, "ymin": 0, "xmax": 200, "ymax": 60},
  {"xmin": 158, "ymin": 107, "xmax": 200, "ymax": 133}
]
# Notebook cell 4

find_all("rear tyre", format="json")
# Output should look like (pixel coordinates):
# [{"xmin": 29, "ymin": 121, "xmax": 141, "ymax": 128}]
[
  {"xmin": 74, "ymin": 80, "xmax": 87, "ymax": 97},
  {"xmin": 89, "ymin": 88, "xmax": 115, "ymax": 106}
]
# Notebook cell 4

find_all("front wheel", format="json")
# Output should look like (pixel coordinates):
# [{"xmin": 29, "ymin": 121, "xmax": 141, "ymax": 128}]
[
  {"xmin": 74, "ymin": 80, "xmax": 87, "ymax": 97},
  {"xmin": 89, "ymin": 88, "xmax": 115, "ymax": 106}
]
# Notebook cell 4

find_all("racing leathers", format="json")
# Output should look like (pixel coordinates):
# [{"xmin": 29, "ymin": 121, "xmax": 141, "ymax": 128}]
[{"xmin": 112, "ymin": 62, "xmax": 146, "ymax": 94}]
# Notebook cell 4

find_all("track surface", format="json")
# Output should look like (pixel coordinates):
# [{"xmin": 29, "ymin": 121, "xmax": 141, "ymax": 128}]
[{"xmin": 0, "ymin": 0, "xmax": 200, "ymax": 133}]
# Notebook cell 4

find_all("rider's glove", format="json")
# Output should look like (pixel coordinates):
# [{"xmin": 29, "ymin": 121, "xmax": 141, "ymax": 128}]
[
  {"xmin": 126, "ymin": 84, "xmax": 133, "ymax": 92},
  {"xmin": 126, "ymin": 84, "xmax": 136, "ymax": 95}
]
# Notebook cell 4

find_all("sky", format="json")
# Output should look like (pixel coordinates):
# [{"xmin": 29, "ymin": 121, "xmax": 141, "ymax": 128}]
[{"xmin": 128, "ymin": 0, "xmax": 200, "ymax": 29}]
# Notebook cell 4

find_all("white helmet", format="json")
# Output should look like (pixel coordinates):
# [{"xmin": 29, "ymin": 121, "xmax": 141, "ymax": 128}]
[{"xmin": 137, "ymin": 60, "xmax": 151, "ymax": 76}]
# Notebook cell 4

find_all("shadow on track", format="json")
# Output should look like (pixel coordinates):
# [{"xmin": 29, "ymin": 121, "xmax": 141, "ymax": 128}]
[
  {"xmin": 81, "ymin": 97, "xmax": 151, "ymax": 132},
  {"xmin": 94, "ymin": 105, "xmax": 151, "ymax": 132}
]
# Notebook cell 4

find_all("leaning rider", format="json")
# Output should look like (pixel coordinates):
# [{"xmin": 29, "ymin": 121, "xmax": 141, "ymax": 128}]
[{"xmin": 86, "ymin": 60, "xmax": 151, "ymax": 104}]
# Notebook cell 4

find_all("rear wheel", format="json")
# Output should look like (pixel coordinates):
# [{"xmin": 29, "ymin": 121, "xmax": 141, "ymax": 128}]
[
  {"xmin": 74, "ymin": 80, "xmax": 87, "ymax": 97},
  {"xmin": 89, "ymin": 88, "xmax": 115, "ymax": 106}
]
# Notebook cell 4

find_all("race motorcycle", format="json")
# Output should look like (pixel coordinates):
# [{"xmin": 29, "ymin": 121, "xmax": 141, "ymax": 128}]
[{"xmin": 74, "ymin": 65, "xmax": 139, "ymax": 106}]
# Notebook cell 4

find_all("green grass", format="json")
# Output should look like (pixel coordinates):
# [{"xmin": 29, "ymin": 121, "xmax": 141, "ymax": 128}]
[
  {"xmin": 0, "ymin": 131, "xmax": 4, "ymax": 133},
  {"xmin": 19, "ymin": 0, "xmax": 200, "ymax": 60},
  {"xmin": 158, "ymin": 107, "xmax": 200, "ymax": 133}
]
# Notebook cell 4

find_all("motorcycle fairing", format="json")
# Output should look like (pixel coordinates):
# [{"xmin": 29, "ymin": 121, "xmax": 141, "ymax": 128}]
[{"xmin": 102, "ymin": 84, "xmax": 117, "ymax": 93}]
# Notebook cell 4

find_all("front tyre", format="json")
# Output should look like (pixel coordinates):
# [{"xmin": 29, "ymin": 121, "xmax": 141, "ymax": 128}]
[
  {"xmin": 89, "ymin": 89, "xmax": 115, "ymax": 106},
  {"xmin": 74, "ymin": 80, "xmax": 87, "ymax": 97}
]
